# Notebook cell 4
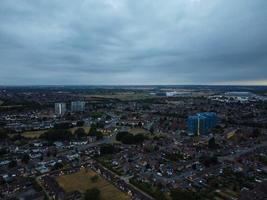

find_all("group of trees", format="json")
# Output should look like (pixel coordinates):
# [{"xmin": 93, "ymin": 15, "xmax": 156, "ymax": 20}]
[
  {"xmin": 257, "ymin": 155, "xmax": 267, "ymax": 165},
  {"xmin": 199, "ymin": 155, "xmax": 218, "ymax": 167},
  {"xmin": 21, "ymin": 154, "xmax": 30, "ymax": 164},
  {"xmin": 88, "ymin": 124, "xmax": 103, "ymax": 140},
  {"xmin": 40, "ymin": 125, "xmax": 103, "ymax": 141},
  {"xmin": 0, "ymin": 128, "xmax": 8, "ymax": 140},
  {"xmin": 116, "ymin": 131, "xmax": 147, "ymax": 144},
  {"xmin": 90, "ymin": 112, "xmax": 103, "ymax": 119},
  {"xmin": 40, "ymin": 129, "xmax": 73, "ymax": 141},
  {"xmin": 0, "ymin": 148, "xmax": 8, "ymax": 156},
  {"xmin": 170, "ymin": 189, "xmax": 200, "ymax": 200},
  {"xmin": 208, "ymin": 137, "xmax": 219, "ymax": 149},
  {"xmin": 129, "ymin": 178, "xmax": 166, "ymax": 199},
  {"xmin": 52, "ymin": 162, "xmax": 64, "ymax": 170},
  {"xmin": 84, "ymin": 188, "xmax": 101, "ymax": 200},
  {"xmin": 90, "ymin": 175, "xmax": 99, "ymax": 183},
  {"xmin": 165, "ymin": 152, "xmax": 184, "ymax": 161},
  {"xmin": 8, "ymin": 160, "xmax": 17, "ymax": 168},
  {"xmin": 209, "ymin": 167, "xmax": 251, "ymax": 192},
  {"xmin": 99, "ymin": 144, "xmax": 120, "ymax": 155},
  {"xmin": 54, "ymin": 122, "xmax": 73, "ymax": 129},
  {"xmin": 54, "ymin": 120, "xmax": 84, "ymax": 129},
  {"xmin": 76, "ymin": 120, "xmax": 85, "ymax": 127},
  {"xmin": 251, "ymin": 128, "xmax": 261, "ymax": 138},
  {"xmin": 74, "ymin": 128, "xmax": 87, "ymax": 138}
]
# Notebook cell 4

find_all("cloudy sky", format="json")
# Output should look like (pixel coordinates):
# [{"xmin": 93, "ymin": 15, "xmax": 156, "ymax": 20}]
[{"xmin": 0, "ymin": 0, "xmax": 267, "ymax": 85}]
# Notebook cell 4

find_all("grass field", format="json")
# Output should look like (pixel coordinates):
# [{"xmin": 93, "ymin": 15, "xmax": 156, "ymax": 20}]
[
  {"xmin": 21, "ymin": 126, "xmax": 91, "ymax": 139},
  {"xmin": 57, "ymin": 168, "xmax": 130, "ymax": 200},
  {"xmin": 0, "ymin": 100, "xmax": 4, "ymax": 106},
  {"xmin": 0, "ymin": 105, "xmax": 23, "ymax": 108},
  {"xmin": 21, "ymin": 130, "xmax": 46, "ymax": 138}
]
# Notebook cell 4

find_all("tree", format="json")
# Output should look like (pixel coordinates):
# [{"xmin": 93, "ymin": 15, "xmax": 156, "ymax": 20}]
[
  {"xmin": 116, "ymin": 132, "xmax": 147, "ymax": 144},
  {"xmin": 54, "ymin": 122, "xmax": 72, "ymax": 129},
  {"xmin": 252, "ymin": 128, "xmax": 260, "ymax": 138},
  {"xmin": 88, "ymin": 124, "xmax": 97, "ymax": 136},
  {"xmin": 96, "ymin": 131, "xmax": 103, "ymax": 140},
  {"xmin": 88, "ymin": 124, "xmax": 103, "ymax": 140},
  {"xmin": 165, "ymin": 152, "xmax": 184, "ymax": 161},
  {"xmin": 116, "ymin": 131, "xmax": 128, "ymax": 141},
  {"xmin": 170, "ymin": 189, "xmax": 197, "ymax": 200},
  {"xmin": 0, "ymin": 148, "xmax": 8, "ymax": 156},
  {"xmin": 53, "ymin": 150, "xmax": 58, "ymax": 157},
  {"xmin": 105, "ymin": 115, "xmax": 112, "ymax": 120},
  {"xmin": 84, "ymin": 188, "xmax": 101, "ymax": 200},
  {"xmin": 77, "ymin": 120, "xmax": 85, "ymax": 127},
  {"xmin": 208, "ymin": 137, "xmax": 218, "ymax": 149},
  {"xmin": 40, "ymin": 129, "xmax": 73, "ymax": 141},
  {"xmin": 53, "ymin": 162, "xmax": 64, "ymax": 170},
  {"xmin": 21, "ymin": 154, "xmax": 30, "ymax": 164},
  {"xmin": 91, "ymin": 175, "xmax": 99, "ymax": 183},
  {"xmin": 134, "ymin": 133, "xmax": 146, "ymax": 143},
  {"xmin": 8, "ymin": 160, "xmax": 17, "ymax": 168},
  {"xmin": 200, "ymin": 155, "xmax": 218, "ymax": 167},
  {"xmin": 100, "ymin": 144, "xmax": 118, "ymax": 155},
  {"xmin": 74, "ymin": 128, "xmax": 86, "ymax": 138},
  {"xmin": 90, "ymin": 112, "xmax": 103, "ymax": 119},
  {"xmin": 0, "ymin": 129, "xmax": 8, "ymax": 140}
]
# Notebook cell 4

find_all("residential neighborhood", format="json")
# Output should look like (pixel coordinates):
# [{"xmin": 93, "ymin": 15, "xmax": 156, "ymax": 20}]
[{"xmin": 0, "ymin": 86, "xmax": 267, "ymax": 200}]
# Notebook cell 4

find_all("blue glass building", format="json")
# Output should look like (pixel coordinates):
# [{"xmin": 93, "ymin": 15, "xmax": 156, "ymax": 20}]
[{"xmin": 187, "ymin": 112, "xmax": 217, "ymax": 135}]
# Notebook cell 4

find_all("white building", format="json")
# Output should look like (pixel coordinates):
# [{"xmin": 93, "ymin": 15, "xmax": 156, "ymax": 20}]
[
  {"xmin": 55, "ymin": 103, "xmax": 66, "ymax": 116},
  {"xmin": 166, "ymin": 91, "xmax": 178, "ymax": 97},
  {"xmin": 71, "ymin": 101, "xmax": 86, "ymax": 112}
]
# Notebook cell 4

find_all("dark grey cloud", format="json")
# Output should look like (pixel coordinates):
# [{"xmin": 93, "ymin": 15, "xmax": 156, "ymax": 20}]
[{"xmin": 0, "ymin": 0, "xmax": 267, "ymax": 85}]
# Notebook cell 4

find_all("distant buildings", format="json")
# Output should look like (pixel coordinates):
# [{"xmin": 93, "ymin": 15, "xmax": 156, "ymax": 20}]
[
  {"xmin": 55, "ymin": 103, "xmax": 66, "ymax": 116},
  {"xmin": 54, "ymin": 101, "xmax": 85, "ymax": 116},
  {"xmin": 71, "ymin": 101, "xmax": 86, "ymax": 112},
  {"xmin": 209, "ymin": 91, "xmax": 265, "ymax": 103},
  {"xmin": 166, "ymin": 91, "xmax": 178, "ymax": 97},
  {"xmin": 187, "ymin": 112, "xmax": 217, "ymax": 135}
]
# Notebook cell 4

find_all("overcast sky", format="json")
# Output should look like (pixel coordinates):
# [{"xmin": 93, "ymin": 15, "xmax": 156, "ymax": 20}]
[{"xmin": 0, "ymin": 0, "xmax": 267, "ymax": 85}]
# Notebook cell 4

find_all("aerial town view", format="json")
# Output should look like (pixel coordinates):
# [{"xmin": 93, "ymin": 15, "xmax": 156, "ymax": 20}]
[
  {"xmin": 0, "ymin": 0, "xmax": 267, "ymax": 200},
  {"xmin": 0, "ymin": 86, "xmax": 267, "ymax": 200}
]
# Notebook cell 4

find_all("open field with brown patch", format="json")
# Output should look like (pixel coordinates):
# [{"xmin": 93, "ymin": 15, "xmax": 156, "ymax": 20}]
[{"xmin": 56, "ymin": 168, "xmax": 130, "ymax": 200}]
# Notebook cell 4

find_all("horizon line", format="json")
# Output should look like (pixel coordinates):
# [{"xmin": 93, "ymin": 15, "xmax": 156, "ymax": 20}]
[{"xmin": 0, "ymin": 84, "xmax": 267, "ymax": 87}]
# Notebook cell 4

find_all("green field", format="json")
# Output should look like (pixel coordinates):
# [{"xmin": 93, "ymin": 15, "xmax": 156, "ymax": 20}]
[
  {"xmin": 21, "ymin": 130, "xmax": 46, "ymax": 138},
  {"xmin": 57, "ymin": 168, "xmax": 130, "ymax": 200}
]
